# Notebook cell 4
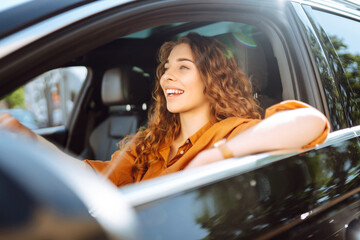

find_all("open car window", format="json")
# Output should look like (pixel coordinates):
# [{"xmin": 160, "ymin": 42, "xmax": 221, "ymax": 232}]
[
  {"xmin": 0, "ymin": 66, "xmax": 87, "ymax": 130},
  {"xmin": 69, "ymin": 20, "xmax": 286, "ymax": 163}
]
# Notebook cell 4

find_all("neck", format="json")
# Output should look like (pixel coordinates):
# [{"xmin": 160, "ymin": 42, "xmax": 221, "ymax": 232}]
[{"xmin": 176, "ymin": 106, "xmax": 211, "ymax": 144}]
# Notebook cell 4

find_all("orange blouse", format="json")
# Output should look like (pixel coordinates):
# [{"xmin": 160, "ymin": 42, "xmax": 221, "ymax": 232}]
[{"xmin": 84, "ymin": 100, "xmax": 329, "ymax": 187}]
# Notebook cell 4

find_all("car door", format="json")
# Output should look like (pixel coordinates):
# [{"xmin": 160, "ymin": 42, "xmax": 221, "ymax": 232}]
[
  {"xmin": 119, "ymin": 1, "xmax": 360, "ymax": 240},
  {"xmin": 298, "ymin": 3, "xmax": 360, "ymax": 239}
]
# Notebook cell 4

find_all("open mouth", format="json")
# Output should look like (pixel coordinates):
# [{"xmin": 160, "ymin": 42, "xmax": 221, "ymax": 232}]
[{"xmin": 166, "ymin": 89, "xmax": 184, "ymax": 97}]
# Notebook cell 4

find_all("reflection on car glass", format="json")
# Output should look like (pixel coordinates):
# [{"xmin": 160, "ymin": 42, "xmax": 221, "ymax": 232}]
[{"xmin": 312, "ymin": 9, "xmax": 360, "ymax": 125}]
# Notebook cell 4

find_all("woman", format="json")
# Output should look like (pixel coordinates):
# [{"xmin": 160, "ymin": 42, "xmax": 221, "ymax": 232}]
[{"xmin": 0, "ymin": 33, "xmax": 329, "ymax": 187}]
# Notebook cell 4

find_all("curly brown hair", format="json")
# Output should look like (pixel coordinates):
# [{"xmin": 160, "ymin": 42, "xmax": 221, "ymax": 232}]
[{"xmin": 120, "ymin": 32, "xmax": 262, "ymax": 179}]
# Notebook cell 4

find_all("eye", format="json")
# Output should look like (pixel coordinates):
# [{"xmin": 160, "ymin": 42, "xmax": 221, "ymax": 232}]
[{"xmin": 180, "ymin": 65, "xmax": 189, "ymax": 70}]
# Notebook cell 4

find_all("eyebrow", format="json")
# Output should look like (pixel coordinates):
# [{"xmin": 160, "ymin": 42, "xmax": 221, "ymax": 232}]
[
  {"xmin": 177, "ymin": 58, "xmax": 194, "ymax": 63},
  {"xmin": 165, "ymin": 58, "xmax": 194, "ymax": 64}
]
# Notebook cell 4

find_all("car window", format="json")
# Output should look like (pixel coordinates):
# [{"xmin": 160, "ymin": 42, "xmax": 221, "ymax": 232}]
[
  {"xmin": 311, "ymin": 9, "xmax": 360, "ymax": 125},
  {"xmin": 0, "ymin": 66, "xmax": 87, "ymax": 129}
]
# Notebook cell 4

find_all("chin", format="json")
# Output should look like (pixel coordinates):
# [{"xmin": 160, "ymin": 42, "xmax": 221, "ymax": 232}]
[
  {"xmin": 167, "ymin": 108, "xmax": 181, "ymax": 114},
  {"xmin": 166, "ymin": 105, "xmax": 183, "ymax": 114}
]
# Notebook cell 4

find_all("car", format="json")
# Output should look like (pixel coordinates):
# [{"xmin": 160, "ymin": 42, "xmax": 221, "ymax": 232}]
[{"xmin": 0, "ymin": 0, "xmax": 360, "ymax": 239}]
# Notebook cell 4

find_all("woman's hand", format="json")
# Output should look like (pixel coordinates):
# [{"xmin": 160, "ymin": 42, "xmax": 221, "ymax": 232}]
[{"xmin": 0, "ymin": 112, "xmax": 37, "ymax": 139}]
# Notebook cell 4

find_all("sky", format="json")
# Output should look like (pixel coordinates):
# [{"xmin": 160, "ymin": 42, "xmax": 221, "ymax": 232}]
[{"xmin": 313, "ymin": 8, "xmax": 360, "ymax": 55}]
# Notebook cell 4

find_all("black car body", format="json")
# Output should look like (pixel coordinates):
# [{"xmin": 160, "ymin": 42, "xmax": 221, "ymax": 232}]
[{"xmin": 0, "ymin": 0, "xmax": 360, "ymax": 239}]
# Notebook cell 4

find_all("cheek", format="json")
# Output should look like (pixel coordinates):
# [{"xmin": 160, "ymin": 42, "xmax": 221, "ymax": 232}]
[
  {"xmin": 194, "ymin": 81, "xmax": 208, "ymax": 102},
  {"xmin": 159, "ymin": 76, "xmax": 165, "ymax": 90},
  {"xmin": 193, "ymin": 76, "xmax": 206, "ymax": 94}
]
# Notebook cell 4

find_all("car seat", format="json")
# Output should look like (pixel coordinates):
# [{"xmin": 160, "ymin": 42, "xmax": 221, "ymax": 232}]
[
  {"xmin": 88, "ymin": 66, "xmax": 151, "ymax": 161},
  {"xmin": 217, "ymin": 31, "xmax": 282, "ymax": 112}
]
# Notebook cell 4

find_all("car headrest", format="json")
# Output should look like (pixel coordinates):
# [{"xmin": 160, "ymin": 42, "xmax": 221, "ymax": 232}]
[
  {"xmin": 233, "ymin": 39, "xmax": 268, "ymax": 93},
  {"xmin": 101, "ymin": 66, "xmax": 151, "ymax": 106},
  {"xmin": 216, "ymin": 33, "xmax": 268, "ymax": 93}
]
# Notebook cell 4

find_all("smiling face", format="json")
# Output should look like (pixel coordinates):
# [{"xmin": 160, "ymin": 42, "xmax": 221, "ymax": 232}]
[{"xmin": 160, "ymin": 43, "xmax": 210, "ymax": 116}]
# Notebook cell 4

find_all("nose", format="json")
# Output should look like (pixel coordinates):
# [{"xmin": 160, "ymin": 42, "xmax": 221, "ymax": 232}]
[{"xmin": 162, "ymin": 68, "xmax": 176, "ymax": 82}]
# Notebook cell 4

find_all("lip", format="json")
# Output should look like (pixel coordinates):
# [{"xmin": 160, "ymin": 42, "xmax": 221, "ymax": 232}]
[
  {"xmin": 163, "ymin": 85, "xmax": 185, "ymax": 99},
  {"xmin": 164, "ymin": 85, "xmax": 184, "ymax": 91}
]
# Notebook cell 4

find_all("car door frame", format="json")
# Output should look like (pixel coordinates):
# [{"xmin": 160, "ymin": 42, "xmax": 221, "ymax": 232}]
[{"xmin": 0, "ymin": 0, "xmax": 307, "ymax": 153}]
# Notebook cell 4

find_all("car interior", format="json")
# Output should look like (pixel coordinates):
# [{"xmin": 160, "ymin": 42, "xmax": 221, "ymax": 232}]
[
  {"xmin": 60, "ymin": 21, "xmax": 284, "ymax": 162},
  {"xmin": 5, "ymin": 20, "xmax": 285, "ymax": 165}
]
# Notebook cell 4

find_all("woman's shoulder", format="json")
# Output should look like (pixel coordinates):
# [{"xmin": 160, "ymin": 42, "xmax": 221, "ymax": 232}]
[
  {"xmin": 213, "ymin": 116, "xmax": 259, "ymax": 129},
  {"xmin": 200, "ymin": 117, "xmax": 261, "ymax": 142},
  {"xmin": 218, "ymin": 115, "xmax": 258, "ymax": 123}
]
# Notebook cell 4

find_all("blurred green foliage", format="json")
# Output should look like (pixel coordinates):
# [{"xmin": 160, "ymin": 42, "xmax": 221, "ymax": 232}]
[
  {"xmin": 330, "ymin": 35, "xmax": 360, "ymax": 124},
  {"xmin": 3, "ymin": 87, "xmax": 25, "ymax": 108}
]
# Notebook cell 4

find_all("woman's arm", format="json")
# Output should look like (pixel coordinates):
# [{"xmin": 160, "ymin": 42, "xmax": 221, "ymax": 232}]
[
  {"xmin": 0, "ymin": 112, "xmax": 37, "ymax": 139},
  {"xmin": 186, "ymin": 107, "xmax": 328, "ymax": 169},
  {"xmin": 0, "ymin": 112, "xmax": 62, "ymax": 150},
  {"xmin": 0, "ymin": 112, "xmax": 91, "ymax": 168}
]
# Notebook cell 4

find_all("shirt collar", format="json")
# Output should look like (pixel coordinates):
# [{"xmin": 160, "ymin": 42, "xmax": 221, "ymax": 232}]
[
  {"xmin": 159, "ymin": 121, "xmax": 212, "ymax": 161},
  {"xmin": 188, "ymin": 121, "xmax": 212, "ymax": 145}
]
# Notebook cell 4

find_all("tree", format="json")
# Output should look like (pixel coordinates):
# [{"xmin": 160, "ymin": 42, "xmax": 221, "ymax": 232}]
[
  {"xmin": 3, "ymin": 87, "xmax": 25, "ymax": 109},
  {"xmin": 329, "ymin": 35, "xmax": 360, "ymax": 124}
]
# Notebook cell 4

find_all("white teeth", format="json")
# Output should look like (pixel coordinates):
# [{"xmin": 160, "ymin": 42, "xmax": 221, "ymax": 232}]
[{"xmin": 166, "ymin": 89, "xmax": 184, "ymax": 94}]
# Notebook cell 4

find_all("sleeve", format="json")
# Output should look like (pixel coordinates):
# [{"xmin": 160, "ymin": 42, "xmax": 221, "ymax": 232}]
[
  {"xmin": 84, "ymin": 145, "xmax": 137, "ymax": 187},
  {"xmin": 265, "ymin": 100, "xmax": 330, "ymax": 149},
  {"xmin": 227, "ymin": 118, "xmax": 261, "ymax": 140}
]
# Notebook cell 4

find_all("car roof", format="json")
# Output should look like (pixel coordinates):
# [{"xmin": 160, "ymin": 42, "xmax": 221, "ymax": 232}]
[
  {"xmin": 300, "ymin": 0, "xmax": 360, "ymax": 10},
  {"xmin": 0, "ymin": 0, "xmax": 95, "ymax": 39},
  {"xmin": 1, "ymin": 0, "xmax": 358, "ymax": 41}
]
